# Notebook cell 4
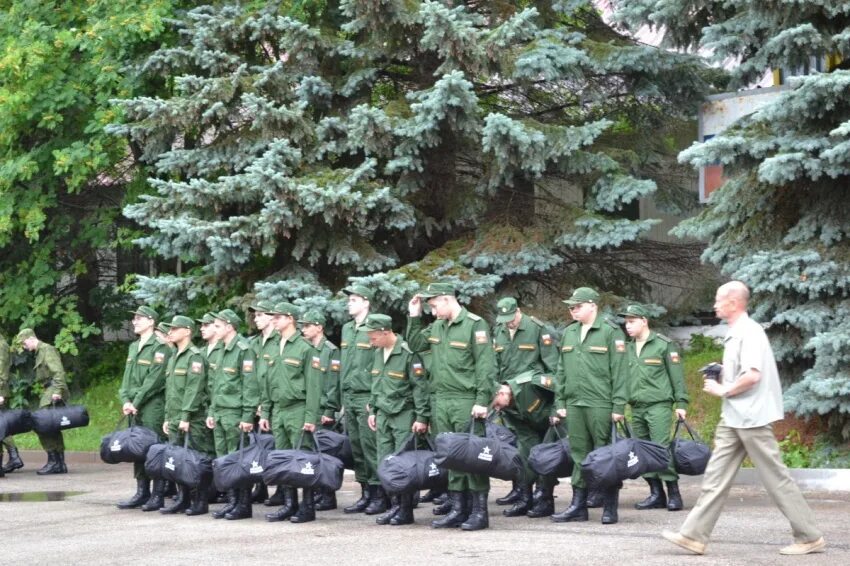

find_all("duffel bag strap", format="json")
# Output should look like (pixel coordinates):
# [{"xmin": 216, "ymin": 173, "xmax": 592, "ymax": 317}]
[{"xmin": 677, "ymin": 418, "xmax": 705, "ymax": 444}]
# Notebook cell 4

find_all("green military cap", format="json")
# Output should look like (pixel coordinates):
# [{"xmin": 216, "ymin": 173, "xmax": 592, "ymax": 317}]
[
  {"xmin": 495, "ymin": 297, "xmax": 519, "ymax": 323},
  {"xmin": 249, "ymin": 300, "xmax": 275, "ymax": 313},
  {"xmin": 562, "ymin": 286, "xmax": 600, "ymax": 306},
  {"xmin": 197, "ymin": 312, "xmax": 216, "ymax": 325},
  {"xmin": 215, "ymin": 309, "xmax": 241, "ymax": 327},
  {"xmin": 298, "ymin": 309, "xmax": 326, "ymax": 327},
  {"xmin": 270, "ymin": 301, "xmax": 300, "ymax": 318},
  {"xmin": 618, "ymin": 304, "xmax": 651, "ymax": 319},
  {"xmin": 155, "ymin": 322, "xmax": 170, "ymax": 334},
  {"xmin": 418, "ymin": 281, "xmax": 456, "ymax": 299},
  {"xmin": 162, "ymin": 315, "xmax": 196, "ymax": 332},
  {"xmin": 17, "ymin": 328, "xmax": 36, "ymax": 341},
  {"xmin": 129, "ymin": 305, "xmax": 158, "ymax": 320},
  {"xmin": 363, "ymin": 313, "xmax": 393, "ymax": 332},
  {"xmin": 343, "ymin": 284, "xmax": 374, "ymax": 302}
]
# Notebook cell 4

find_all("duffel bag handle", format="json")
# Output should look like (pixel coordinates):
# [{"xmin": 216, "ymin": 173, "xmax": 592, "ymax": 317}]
[
  {"xmin": 295, "ymin": 429, "xmax": 325, "ymax": 454},
  {"xmin": 610, "ymin": 420, "xmax": 632, "ymax": 444},
  {"xmin": 183, "ymin": 431, "xmax": 191, "ymax": 449},
  {"xmin": 467, "ymin": 417, "xmax": 486, "ymax": 437},
  {"xmin": 544, "ymin": 423, "xmax": 566, "ymax": 443},
  {"xmin": 674, "ymin": 418, "xmax": 705, "ymax": 444}
]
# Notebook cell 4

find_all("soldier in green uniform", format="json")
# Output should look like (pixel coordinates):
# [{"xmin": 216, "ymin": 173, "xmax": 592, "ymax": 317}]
[
  {"xmin": 247, "ymin": 300, "xmax": 280, "ymax": 504},
  {"xmin": 299, "ymin": 309, "xmax": 341, "ymax": 511},
  {"xmin": 406, "ymin": 282, "xmax": 496, "ymax": 531},
  {"xmin": 18, "ymin": 329, "xmax": 70, "ymax": 475},
  {"xmin": 492, "ymin": 296, "xmax": 560, "ymax": 516},
  {"xmin": 199, "ymin": 312, "xmax": 221, "ymax": 363},
  {"xmin": 364, "ymin": 313, "xmax": 430, "ymax": 526},
  {"xmin": 117, "ymin": 306, "xmax": 171, "ymax": 510},
  {"xmin": 1, "ymin": 331, "xmax": 24, "ymax": 475},
  {"xmin": 339, "ymin": 285, "xmax": 383, "ymax": 515},
  {"xmin": 259, "ymin": 302, "xmax": 323, "ymax": 524},
  {"xmin": 161, "ymin": 315, "xmax": 214, "ymax": 516},
  {"xmin": 206, "ymin": 309, "xmax": 258, "ymax": 520},
  {"xmin": 620, "ymin": 304, "xmax": 688, "ymax": 511},
  {"xmin": 550, "ymin": 287, "xmax": 628, "ymax": 525}
]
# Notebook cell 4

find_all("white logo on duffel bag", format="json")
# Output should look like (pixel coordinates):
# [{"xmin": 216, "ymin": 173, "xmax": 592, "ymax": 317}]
[
  {"xmin": 428, "ymin": 462, "xmax": 440, "ymax": 477},
  {"xmin": 300, "ymin": 462, "xmax": 315, "ymax": 475},
  {"xmin": 110, "ymin": 439, "xmax": 122, "ymax": 452},
  {"xmin": 60, "ymin": 416, "xmax": 71, "ymax": 427},
  {"xmin": 165, "ymin": 456, "xmax": 176, "ymax": 471},
  {"xmin": 627, "ymin": 450, "xmax": 639, "ymax": 468},
  {"xmin": 250, "ymin": 460, "xmax": 263, "ymax": 474},
  {"xmin": 477, "ymin": 446, "xmax": 493, "ymax": 462}
]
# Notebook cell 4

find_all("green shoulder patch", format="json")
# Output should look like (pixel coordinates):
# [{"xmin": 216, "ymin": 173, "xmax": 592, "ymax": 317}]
[
  {"xmin": 530, "ymin": 316, "xmax": 545, "ymax": 327},
  {"xmin": 604, "ymin": 318, "xmax": 621, "ymax": 330},
  {"xmin": 467, "ymin": 312, "xmax": 482, "ymax": 321},
  {"xmin": 400, "ymin": 341, "xmax": 413, "ymax": 354},
  {"xmin": 324, "ymin": 340, "xmax": 338, "ymax": 352},
  {"xmin": 656, "ymin": 333, "xmax": 673, "ymax": 343}
]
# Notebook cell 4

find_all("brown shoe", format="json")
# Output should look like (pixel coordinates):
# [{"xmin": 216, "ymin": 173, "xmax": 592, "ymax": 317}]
[
  {"xmin": 779, "ymin": 537, "xmax": 826, "ymax": 555},
  {"xmin": 662, "ymin": 530, "xmax": 706, "ymax": 555}
]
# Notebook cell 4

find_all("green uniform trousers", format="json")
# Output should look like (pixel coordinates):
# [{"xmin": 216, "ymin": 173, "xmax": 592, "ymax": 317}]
[
  {"xmin": 566, "ymin": 405, "xmax": 613, "ymax": 489},
  {"xmin": 133, "ymin": 398, "xmax": 165, "ymax": 480},
  {"xmin": 501, "ymin": 414, "xmax": 560, "ymax": 488},
  {"xmin": 345, "ymin": 394, "xmax": 378, "ymax": 485},
  {"xmin": 271, "ymin": 402, "xmax": 312, "ymax": 450},
  {"xmin": 630, "ymin": 402, "xmax": 678, "ymax": 481},
  {"xmin": 212, "ymin": 407, "xmax": 242, "ymax": 457},
  {"xmin": 168, "ymin": 421, "xmax": 214, "ymax": 456},
  {"xmin": 435, "ymin": 396, "xmax": 489, "ymax": 493},
  {"xmin": 376, "ymin": 408, "xmax": 414, "ymax": 463}
]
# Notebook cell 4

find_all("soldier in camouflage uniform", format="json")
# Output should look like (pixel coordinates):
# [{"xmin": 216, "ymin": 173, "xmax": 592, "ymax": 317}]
[{"xmin": 1, "ymin": 331, "xmax": 24, "ymax": 475}]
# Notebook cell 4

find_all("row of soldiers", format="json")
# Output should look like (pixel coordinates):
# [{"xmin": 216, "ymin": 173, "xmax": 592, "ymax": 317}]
[{"xmin": 113, "ymin": 282, "xmax": 687, "ymax": 529}]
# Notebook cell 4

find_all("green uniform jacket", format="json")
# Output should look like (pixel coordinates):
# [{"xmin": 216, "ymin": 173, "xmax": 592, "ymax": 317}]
[
  {"xmin": 368, "ymin": 339, "xmax": 430, "ymax": 424},
  {"xmin": 555, "ymin": 317, "xmax": 628, "ymax": 415},
  {"xmin": 406, "ymin": 309, "xmax": 496, "ymax": 406},
  {"xmin": 250, "ymin": 332, "xmax": 280, "ymax": 419},
  {"xmin": 118, "ymin": 335, "xmax": 170, "ymax": 409},
  {"xmin": 35, "ymin": 342, "xmax": 69, "ymax": 407},
  {"xmin": 261, "ymin": 333, "xmax": 321, "ymax": 426},
  {"xmin": 205, "ymin": 341, "xmax": 222, "ymax": 367},
  {"xmin": 164, "ymin": 344, "xmax": 208, "ymax": 424},
  {"xmin": 0, "ymin": 334, "xmax": 10, "ymax": 400},
  {"xmin": 340, "ymin": 320, "xmax": 375, "ymax": 397},
  {"xmin": 627, "ymin": 332, "xmax": 688, "ymax": 409},
  {"xmin": 502, "ymin": 371, "xmax": 557, "ymax": 430},
  {"xmin": 207, "ymin": 334, "xmax": 258, "ymax": 423},
  {"xmin": 316, "ymin": 337, "xmax": 341, "ymax": 419},
  {"xmin": 494, "ymin": 314, "xmax": 559, "ymax": 381}
]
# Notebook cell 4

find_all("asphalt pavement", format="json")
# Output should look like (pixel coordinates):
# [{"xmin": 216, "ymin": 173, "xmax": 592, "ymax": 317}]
[{"xmin": 2, "ymin": 452, "xmax": 847, "ymax": 565}]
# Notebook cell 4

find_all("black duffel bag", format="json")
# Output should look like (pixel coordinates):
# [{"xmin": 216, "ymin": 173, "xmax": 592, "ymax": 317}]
[
  {"xmin": 99, "ymin": 415, "xmax": 160, "ymax": 464},
  {"xmin": 159, "ymin": 434, "xmax": 213, "ymax": 487},
  {"xmin": 581, "ymin": 422, "xmax": 670, "ymax": 490},
  {"xmin": 313, "ymin": 427, "xmax": 354, "ymax": 469},
  {"xmin": 262, "ymin": 431, "xmax": 344, "ymax": 491},
  {"xmin": 486, "ymin": 411, "xmax": 518, "ymax": 447},
  {"xmin": 671, "ymin": 418, "xmax": 711, "ymax": 475},
  {"xmin": 529, "ymin": 425, "xmax": 573, "ymax": 478},
  {"xmin": 434, "ymin": 418, "xmax": 523, "ymax": 481},
  {"xmin": 378, "ymin": 433, "xmax": 448, "ymax": 494},
  {"xmin": 213, "ymin": 431, "xmax": 273, "ymax": 491},
  {"xmin": 144, "ymin": 442, "xmax": 168, "ymax": 479},
  {"xmin": 31, "ymin": 402, "xmax": 89, "ymax": 434},
  {"xmin": 0, "ymin": 408, "xmax": 33, "ymax": 439}
]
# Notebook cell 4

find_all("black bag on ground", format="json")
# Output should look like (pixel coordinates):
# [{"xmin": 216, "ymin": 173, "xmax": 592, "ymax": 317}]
[
  {"xmin": 581, "ymin": 422, "xmax": 670, "ymax": 489},
  {"xmin": 213, "ymin": 432, "xmax": 273, "ymax": 491},
  {"xmin": 262, "ymin": 431, "xmax": 344, "ymax": 491},
  {"xmin": 159, "ymin": 434, "xmax": 213, "ymax": 487},
  {"xmin": 671, "ymin": 418, "xmax": 711, "ymax": 475},
  {"xmin": 313, "ymin": 427, "xmax": 354, "ymax": 469},
  {"xmin": 378, "ymin": 433, "xmax": 448, "ymax": 494},
  {"xmin": 434, "ymin": 418, "xmax": 523, "ymax": 481},
  {"xmin": 0, "ymin": 409, "xmax": 33, "ymax": 439},
  {"xmin": 486, "ymin": 411, "xmax": 517, "ymax": 447},
  {"xmin": 144, "ymin": 442, "xmax": 168, "ymax": 479},
  {"xmin": 529, "ymin": 425, "xmax": 573, "ymax": 478},
  {"xmin": 31, "ymin": 402, "xmax": 89, "ymax": 434},
  {"xmin": 99, "ymin": 416, "xmax": 159, "ymax": 464}
]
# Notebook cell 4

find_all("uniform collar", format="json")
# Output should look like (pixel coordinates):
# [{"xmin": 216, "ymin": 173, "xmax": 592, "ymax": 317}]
[
  {"xmin": 223, "ymin": 334, "xmax": 242, "ymax": 352},
  {"xmin": 448, "ymin": 307, "xmax": 468, "ymax": 326}
]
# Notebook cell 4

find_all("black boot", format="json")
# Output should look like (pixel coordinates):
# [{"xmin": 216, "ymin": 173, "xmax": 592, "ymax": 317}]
[
  {"xmin": 461, "ymin": 491, "xmax": 489, "ymax": 531},
  {"xmin": 433, "ymin": 492, "xmax": 448, "ymax": 505},
  {"xmin": 290, "ymin": 487, "xmax": 315, "ymax": 523},
  {"xmin": 225, "ymin": 488, "xmax": 253, "ymax": 520},
  {"xmin": 343, "ymin": 482, "xmax": 370, "ymax": 514},
  {"xmin": 117, "ymin": 479, "xmax": 151, "ymax": 509},
  {"xmin": 496, "ymin": 481, "xmax": 521, "ymax": 506},
  {"xmin": 57, "ymin": 451, "xmax": 68, "ymax": 473},
  {"xmin": 527, "ymin": 484, "xmax": 555, "ymax": 518},
  {"xmin": 666, "ymin": 481, "xmax": 683, "ymax": 511},
  {"xmin": 586, "ymin": 488, "xmax": 603, "ymax": 508},
  {"xmin": 432, "ymin": 492, "xmax": 453, "ymax": 516},
  {"xmin": 164, "ymin": 481, "xmax": 177, "ymax": 499},
  {"xmin": 2, "ymin": 446, "xmax": 24, "ymax": 473},
  {"xmin": 635, "ymin": 478, "xmax": 667, "ymax": 510},
  {"xmin": 364, "ymin": 485, "xmax": 388, "ymax": 515},
  {"xmin": 390, "ymin": 492, "xmax": 415, "ymax": 526},
  {"xmin": 376, "ymin": 495, "xmax": 400, "ymax": 525},
  {"xmin": 601, "ymin": 487, "xmax": 620, "ymax": 524},
  {"xmin": 159, "ymin": 484, "xmax": 190, "ymax": 514},
  {"xmin": 503, "ymin": 485, "xmax": 532, "ymax": 517},
  {"xmin": 411, "ymin": 491, "xmax": 420, "ymax": 508},
  {"xmin": 264, "ymin": 485, "xmax": 285, "ymax": 506},
  {"xmin": 0, "ymin": 452, "xmax": 4, "ymax": 478},
  {"xmin": 251, "ymin": 481, "xmax": 269, "ymax": 504},
  {"xmin": 185, "ymin": 482, "xmax": 210, "ymax": 516},
  {"xmin": 212, "ymin": 490, "xmax": 238, "ymax": 519},
  {"xmin": 37, "ymin": 451, "xmax": 63, "ymax": 475},
  {"xmin": 431, "ymin": 491, "xmax": 468, "ymax": 529},
  {"xmin": 266, "ymin": 487, "xmax": 299, "ymax": 522},
  {"xmin": 315, "ymin": 488, "xmax": 337, "ymax": 511},
  {"xmin": 551, "ymin": 487, "xmax": 588, "ymax": 522},
  {"xmin": 420, "ymin": 489, "xmax": 440, "ymax": 504},
  {"xmin": 141, "ymin": 480, "xmax": 166, "ymax": 512}
]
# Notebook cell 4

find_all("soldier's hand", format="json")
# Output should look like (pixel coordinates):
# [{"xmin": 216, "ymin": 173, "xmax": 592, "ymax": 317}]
[
  {"xmin": 239, "ymin": 421, "xmax": 253, "ymax": 432},
  {"xmin": 302, "ymin": 423, "xmax": 316, "ymax": 433},
  {"xmin": 611, "ymin": 413, "xmax": 624, "ymax": 423},
  {"xmin": 0, "ymin": 395, "xmax": 5, "ymax": 405},
  {"xmin": 122, "ymin": 402, "xmax": 137, "ymax": 416},
  {"xmin": 556, "ymin": 408, "xmax": 567, "ymax": 418},
  {"xmin": 412, "ymin": 421, "xmax": 428, "ymax": 434},
  {"xmin": 367, "ymin": 414, "xmax": 377, "ymax": 432},
  {"xmin": 408, "ymin": 295, "xmax": 422, "ymax": 317},
  {"xmin": 549, "ymin": 416, "xmax": 561, "ymax": 425},
  {"xmin": 471, "ymin": 404, "xmax": 488, "ymax": 419},
  {"xmin": 51, "ymin": 394, "xmax": 62, "ymax": 401},
  {"xmin": 321, "ymin": 416, "xmax": 335, "ymax": 425},
  {"xmin": 259, "ymin": 418, "xmax": 270, "ymax": 432},
  {"xmin": 206, "ymin": 416, "xmax": 216, "ymax": 429},
  {"xmin": 178, "ymin": 420, "xmax": 190, "ymax": 432},
  {"xmin": 675, "ymin": 408, "xmax": 687, "ymax": 420},
  {"xmin": 162, "ymin": 421, "xmax": 170, "ymax": 435}
]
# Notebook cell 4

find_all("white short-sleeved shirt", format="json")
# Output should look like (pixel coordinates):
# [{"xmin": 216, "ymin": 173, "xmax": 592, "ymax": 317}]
[{"xmin": 721, "ymin": 313, "xmax": 784, "ymax": 428}]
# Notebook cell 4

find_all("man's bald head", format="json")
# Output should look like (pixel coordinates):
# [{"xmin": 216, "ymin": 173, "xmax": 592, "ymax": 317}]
[
  {"xmin": 717, "ymin": 281, "xmax": 750, "ymax": 305},
  {"xmin": 714, "ymin": 280, "xmax": 750, "ymax": 322}
]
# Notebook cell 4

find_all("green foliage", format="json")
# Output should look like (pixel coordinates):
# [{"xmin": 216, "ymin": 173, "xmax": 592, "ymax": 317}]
[
  {"xmin": 688, "ymin": 333, "xmax": 722, "ymax": 355},
  {"xmin": 682, "ymin": 343, "xmax": 724, "ymax": 444},
  {"xmin": 778, "ymin": 430, "xmax": 813, "ymax": 469}
]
